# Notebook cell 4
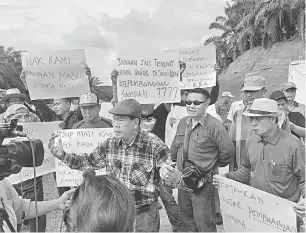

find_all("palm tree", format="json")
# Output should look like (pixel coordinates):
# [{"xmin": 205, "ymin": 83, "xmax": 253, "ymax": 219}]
[
  {"xmin": 233, "ymin": 0, "xmax": 305, "ymax": 48},
  {"xmin": 204, "ymin": 2, "xmax": 241, "ymax": 69},
  {"xmin": 0, "ymin": 46, "xmax": 26, "ymax": 93}
]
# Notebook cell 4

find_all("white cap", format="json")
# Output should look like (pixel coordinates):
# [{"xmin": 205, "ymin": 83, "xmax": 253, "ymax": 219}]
[{"xmin": 222, "ymin": 91, "xmax": 234, "ymax": 98}]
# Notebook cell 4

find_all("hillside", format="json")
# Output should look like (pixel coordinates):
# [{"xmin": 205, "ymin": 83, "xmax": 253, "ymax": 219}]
[{"xmin": 218, "ymin": 38, "xmax": 305, "ymax": 101}]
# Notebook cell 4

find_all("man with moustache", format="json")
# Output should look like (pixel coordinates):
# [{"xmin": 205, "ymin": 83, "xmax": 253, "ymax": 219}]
[{"xmin": 49, "ymin": 99, "xmax": 172, "ymax": 232}]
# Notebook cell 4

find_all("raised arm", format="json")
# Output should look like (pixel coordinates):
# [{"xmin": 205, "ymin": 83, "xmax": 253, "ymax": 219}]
[{"xmin": 48, "ymin": 133, "xmax": 107, "ymax": 170}]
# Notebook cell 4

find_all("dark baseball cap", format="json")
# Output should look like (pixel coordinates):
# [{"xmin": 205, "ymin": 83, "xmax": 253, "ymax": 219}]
[
  {"xmin": 109, "ymin": 99, "xmax": 142, "ymax": 118},
  {"xmin": 269, "ymin": 91, "xmax": 287, "ymax": 101}
]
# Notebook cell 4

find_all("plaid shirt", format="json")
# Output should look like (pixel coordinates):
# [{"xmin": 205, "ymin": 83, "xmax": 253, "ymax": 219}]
[{"xmin": 58, "ymin": 130, "xmax": 170, "ymax": 208}]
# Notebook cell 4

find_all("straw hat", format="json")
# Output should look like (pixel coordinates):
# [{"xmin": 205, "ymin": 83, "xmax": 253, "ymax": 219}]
[{"xmin": 243, "ymin": 98, "xmax": 280, "ymax": 117}]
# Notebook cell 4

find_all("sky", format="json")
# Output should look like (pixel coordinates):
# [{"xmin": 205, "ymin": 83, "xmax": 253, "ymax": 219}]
[{"xmin": 0, "ymin": 0, "xmax": 228, "ymax": 85}]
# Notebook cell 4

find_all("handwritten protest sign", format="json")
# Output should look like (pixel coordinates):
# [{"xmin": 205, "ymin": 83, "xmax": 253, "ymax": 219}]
[
  {"xmin": 21, "ymin": 49, "xmax": 90, "ymax": 100},
  {"xmin": 217, "ymin": 175, "xmax": 297, "ymax": 232},
  {"xmin": 165, "ymin": 45, "xmax": 216, "ymax": 89},
  {"xmin": 6, "ymin": 122, "xmax": 60, "ymax": 184},
  {"xmin": 116, "ymin": 52, "xmax": 181, "ymax": 104},
  {"xmin": 56, "ymin": 128, "xmax": 113, "ymax": 187},
  {"xmin": 288, "ymin": 60, "xmax": 305, "ymax": 105}
]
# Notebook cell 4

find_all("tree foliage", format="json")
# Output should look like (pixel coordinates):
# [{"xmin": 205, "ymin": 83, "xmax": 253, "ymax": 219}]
[{"xmin": 205, "ymin": 0, "xmax": 305, "ymax": 71}]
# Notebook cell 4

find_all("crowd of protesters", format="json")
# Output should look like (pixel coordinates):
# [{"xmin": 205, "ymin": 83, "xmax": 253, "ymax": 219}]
[{"xmin": 0, "ymin": 59, "xmax": 305, "ymax": 232}]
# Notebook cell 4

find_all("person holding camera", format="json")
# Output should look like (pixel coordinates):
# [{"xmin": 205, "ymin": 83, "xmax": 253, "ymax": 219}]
[
  {"xmin": 0, "ymin": 177, "xmax": 74, "ymax": 232},
  {"xmin": 4, "ymin": 104, "xmax": 47, "ymax": 232},
  {"xmin": 160, "ymin": 88, "xmax": 235, "ymax": 232}
]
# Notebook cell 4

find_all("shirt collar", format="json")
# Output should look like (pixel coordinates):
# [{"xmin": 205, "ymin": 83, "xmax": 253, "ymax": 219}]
[
  {"xmin": 293, "ymin": 101, "xmax": 299, "ymax": 107},
  {"xmin": 115, "ymin": 129, "xmax": 144, "ymax": 148},
  {"xmin": 186, "ymin": 112, "xmax": 207, "ymax": 127},
  {"xmin": 257, "ymin": 127, "xmax": 282, "ymax": 145}
]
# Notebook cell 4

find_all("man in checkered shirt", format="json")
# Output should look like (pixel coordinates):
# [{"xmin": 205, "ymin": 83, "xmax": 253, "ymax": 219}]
[{"xmin": 48, "ymin": 98, "xmax": 171, "ymax": 232}]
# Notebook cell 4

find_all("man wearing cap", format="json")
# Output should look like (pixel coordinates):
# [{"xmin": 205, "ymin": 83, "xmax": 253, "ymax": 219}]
[
  {"xmin": 270, "ymin": 91, "xmax": 305, "ymax": 139},
  {"xmin": 215, "ymin": 91, "xmax": 234, "ymax": 130},
  {"xmin": 49, "ymin": 98, "xmax": 171, "ymax": 232},
  {"xmin": 4, "ymin": 104, "xmax": 46, "ymax": 232},
  {"xmin": 229, "ymin": 76, "xmax": 268, "ymax": 171},
  {"xmin": 213, "ymin": 98, "xmax": 305, "ymax": 231},
  {"xmin": 0, "ymin": 88, "xmax": 40, "ymax": 123},
  {"xmin": 281, "ymin": 82, "xmax": 305, "ymax": 117},
  {"xmin": 71, "ymin": 93, "xmax": 112, "ymax": 129}
]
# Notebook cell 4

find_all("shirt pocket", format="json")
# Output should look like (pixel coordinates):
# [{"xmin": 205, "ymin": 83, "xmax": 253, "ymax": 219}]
[
  {"xmin": 110, "ymin": 159, "xmax": 122, "ymax": 176},
  {"xmin": 130, "ymin": 162, "xmax": 153, "ymax": 187},
  {"xmin": 193, "ymin": 134, "xmax": 210, "ymax": 153},
  {"xmin": 268, "ymin": 164, "xmax": 290, "ymax": 183}
]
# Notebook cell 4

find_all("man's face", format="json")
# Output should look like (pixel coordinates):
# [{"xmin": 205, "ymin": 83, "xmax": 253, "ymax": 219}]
[
  {"xmin": 249, "ymin": 116, "xmax": 274, "ymax": 136},
  {"xmin": 243, "ymin": 89, "xmax": 265, "ymax": 105},
  {"xmin": 275, "ymin": 98, "xmax": 289, "ymax": 115},
  {"xmin": 181, "ymin": 90, "xmax": 189, "ymax": 102},
  {"xmin": 140, "ymin": 116, "xmax": 156, "ymax": 132},
  {"xmin": 186, "ymin": 93, "xmax": 209, "ymax": 118},
  {"xmin": 223, "ymin": 96, "xmax": 231, "ymax": 104},
  {"xmin": 80, "ymin": 105, "xmax": 100, "ymax": 122},
  {"xmin": 7, "ymin": 109, "xmax": 30, "ymax": 123},
  {"xmin": 112, "ymin": 115, "xmax": 138, "ymax": 139},
  {"xmin": 283, "ymin": 88, "xmax": 296, "ymax": 101},
  {"xmin": 53, "ymin": 99, "xmax": 71, "ymax": 117},
  {"xmin": 6, "ymin": 97, "xmax": 24, "ymax": 107}
]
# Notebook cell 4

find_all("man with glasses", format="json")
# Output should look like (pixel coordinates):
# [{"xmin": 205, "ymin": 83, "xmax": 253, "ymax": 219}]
[
  {"xmin": 0, "ymin": 88, "xmax": 40, "ymax": 123},
  {"xmin": 49, "ymin": 98, "xmax": 171, "ymax": 232},
  {"xmin": 161, "ymin": 88, "xmax": 235, "ymax": 232}
]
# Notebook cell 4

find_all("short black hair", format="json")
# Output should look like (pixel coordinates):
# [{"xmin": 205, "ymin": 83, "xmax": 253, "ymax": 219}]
[{"xmin": 188, "ymin": 88, "xmax": 210, "ymax": 100}]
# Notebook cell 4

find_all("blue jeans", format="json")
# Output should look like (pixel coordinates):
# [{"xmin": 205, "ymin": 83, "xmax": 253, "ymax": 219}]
[
  {"xmin": 178, "ymin": 184, "xmax": 217, "ymax": 232},
  {"xmin": 14, "ymin": 177, "xmax": 46, "ymax": 232},
  {"xmin": 159, "ymin": 182, "xmax": 182, "ymax": 232}
]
